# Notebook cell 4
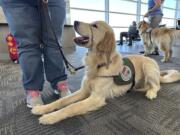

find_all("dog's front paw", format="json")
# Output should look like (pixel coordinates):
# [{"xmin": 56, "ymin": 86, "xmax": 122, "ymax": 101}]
[
  {"xmin": 39, "ymin": 113, "xmax": 60, "ymax": 125},
  {"xmin": 146, "ymin": 91, "xmax": 157, "ymax": 100},
  {"xmin": 161, "ymin": 58, "xmax": 168, "ymax": 63},
  {"xmin": 144, "ymin": 53, "xmax": 148, "ymax": 56},
  {"xmin": 31, "ymin": 105, "xmax": 49, "ymax": 115},
  {"xmin": 161, "ymin": 59, "xmax": 166, "ymax": 62}
]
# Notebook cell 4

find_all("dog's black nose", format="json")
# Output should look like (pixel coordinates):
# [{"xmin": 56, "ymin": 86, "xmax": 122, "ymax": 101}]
[{"xmin": 74, "ymin": 21, "xmax": 79, "ymax": 28}]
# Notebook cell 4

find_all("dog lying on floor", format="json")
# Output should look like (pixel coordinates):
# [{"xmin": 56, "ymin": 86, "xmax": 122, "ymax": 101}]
[
  {"xmin": 138, "ymin": 20, "xmax": 180, "ymax": 62},
  {"xmin": 31, "ymin": 21, "xmax": 180, "ymax": 125}
]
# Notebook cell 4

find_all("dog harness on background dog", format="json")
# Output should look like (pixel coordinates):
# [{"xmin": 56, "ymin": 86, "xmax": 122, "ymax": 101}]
[{"xmin": 98, "ymin": 58, "xmax": 135, "ymax": 91}]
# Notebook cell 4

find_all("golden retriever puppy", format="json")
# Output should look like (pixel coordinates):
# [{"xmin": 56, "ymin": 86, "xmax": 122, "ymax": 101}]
[
  {"xmin": 31, "ymin": 21, "xmax": 180, "ymax": 125},
  {"xmin": 138, "ymin": 20, "xmax": 180, "ymax": 62}
]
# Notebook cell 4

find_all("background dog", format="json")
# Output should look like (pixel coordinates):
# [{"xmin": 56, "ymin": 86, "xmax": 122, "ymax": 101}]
[
  {"xmin": 31, "ymin": 21, "xmax": 180, "ymax": 125},
  {"xmin": 138, "ymin": 20, "xmax": 180, "ymax": 62}
]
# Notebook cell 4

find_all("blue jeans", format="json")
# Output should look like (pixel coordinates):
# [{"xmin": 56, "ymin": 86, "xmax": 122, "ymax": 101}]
[{"xmin": 0, "ymin": 0, "xmax": 67, "ymax": 90}]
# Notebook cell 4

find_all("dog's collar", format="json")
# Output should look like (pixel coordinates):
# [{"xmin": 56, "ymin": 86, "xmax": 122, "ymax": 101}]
[{"xmin": 97, "ymin": 61, "xmax": 112, "ymax": 69}]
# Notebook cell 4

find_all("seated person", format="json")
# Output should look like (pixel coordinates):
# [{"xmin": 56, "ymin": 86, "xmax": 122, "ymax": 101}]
[{"xmin": 118, "ymin": 21, "xmax": 138, "ymax": 46}]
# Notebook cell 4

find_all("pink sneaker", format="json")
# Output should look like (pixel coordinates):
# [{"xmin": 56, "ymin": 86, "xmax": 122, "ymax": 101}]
[
  {"xmin": 26, "ymin": 90, "xmax": 44, "ymax": 108},
  {"xmin": 57, "ymin": 80, "xmax": 71, "ymax": 98}
]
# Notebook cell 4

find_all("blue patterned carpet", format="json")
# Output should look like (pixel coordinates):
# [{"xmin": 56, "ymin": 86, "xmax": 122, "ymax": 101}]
[{"xmin": 0, "ymin": 45, "xmax": 180, "ymax": 135}]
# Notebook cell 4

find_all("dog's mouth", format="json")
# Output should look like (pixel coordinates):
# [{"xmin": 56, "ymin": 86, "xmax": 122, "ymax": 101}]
[
  {"xmin": 73, "ymin": 36, "xmax": 89, "ymax": 45},
  {"xmin": 73, "ymin": 21, "xmax": 91, "ymax": 46}
]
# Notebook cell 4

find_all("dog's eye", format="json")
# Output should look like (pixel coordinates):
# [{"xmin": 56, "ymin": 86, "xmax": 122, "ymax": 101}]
[{"xmin": 92, "ymin": 24, "xmax": 98, "ymax": 28}]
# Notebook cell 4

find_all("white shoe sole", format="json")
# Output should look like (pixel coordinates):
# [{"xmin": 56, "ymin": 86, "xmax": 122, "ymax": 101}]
[{"xmin": 27, "ymin": 104, "xmax": 33, "ymax": 108}]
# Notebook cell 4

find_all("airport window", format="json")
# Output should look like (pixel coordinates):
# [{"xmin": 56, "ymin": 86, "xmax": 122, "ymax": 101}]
[
  {"xmin": 109, "ymin": 0, "xmax": 137, "ymax": 39},
  {"xmin": 70, "ymin": 9, "xmax": 105, "ymax": 24},
  {"xmin": 161, "ymin": 18, "xmax": 175, "ymax": 28},
  {"xmin": 70, "ymin": 0, "xmax": 105, "ymax": 10},
  {"xmin": 109, "ymin": 0, "xmax": 137, "ymax": 14},
  {"xmin": 70, "ymin": 0, "xmax": 105, "ymax": 25},
  {"xmin": 109, "ymin": 13, "xmax": 136, "ymax": 39},
  {"xmin": 113, "ymin": 28, "xmax": 128, "ymax": 41},
  {"xmin": 141, "ymin": 0, "xmax": 147, "ymax": 3},
  {"xmin": 140, "ymin": 3, "xmax": 148, "ymax": 16},
  {"xmin": 69, "ymin": 0, "xmax": 178, "ymax": 40},
  {"xmin": 163, "ymin": 0, "xmax": 176, "ymax": 9},
  {"xmin": 109, "ymin": 14, "xmax": 136, "ymax": 27},
  {"xmin": 163, "ymin": 8, "xmax": 176, "ymax": 19}
]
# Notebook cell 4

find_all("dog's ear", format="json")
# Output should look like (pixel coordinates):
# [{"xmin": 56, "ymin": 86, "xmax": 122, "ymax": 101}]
[{"xmin": 96, "ymin": 31, "xmax": 115, "ymax": 66}]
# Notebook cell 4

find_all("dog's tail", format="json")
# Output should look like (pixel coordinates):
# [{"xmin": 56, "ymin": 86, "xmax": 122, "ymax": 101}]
[{"xmin": 160, "ymin": 70, "xmax": 180, "ymax": 83}]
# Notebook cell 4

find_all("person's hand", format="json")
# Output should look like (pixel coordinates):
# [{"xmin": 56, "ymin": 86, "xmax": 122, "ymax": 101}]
[{"xmin": 144, "ymin": 12, "xmax": 148, "ymax": 17}]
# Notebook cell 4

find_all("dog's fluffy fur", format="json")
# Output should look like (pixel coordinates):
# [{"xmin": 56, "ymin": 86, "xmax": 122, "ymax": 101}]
[
  {"xmin": 32, "ymin": 21, "xmax": 180, "ymax": 125},
  {"xmin": 138, "ymin": 21, "xmax": 180, "ymax": 62}
]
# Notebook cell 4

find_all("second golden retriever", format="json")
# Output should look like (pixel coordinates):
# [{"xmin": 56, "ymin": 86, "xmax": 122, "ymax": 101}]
[
  {"xmin": 31, "ymin": 21, "xmax": 180, "ymax": 125},
  {"xmin": 138, "ymin": 20, "xmax": 180, "ymax": 62}
]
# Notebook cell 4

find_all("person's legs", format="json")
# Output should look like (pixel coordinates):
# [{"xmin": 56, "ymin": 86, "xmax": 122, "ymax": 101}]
[
  {"xmin": 119, "ymin": 32, "xmax": 128, "ymax": 45},
  {"xmin": 41, "ymin": 0, "xmax": 71, "ymax": 97},
  {"xmin": 128, "ymin": 34, "xmax": 133, "ymax": 46},
  {"xmin": 1, "ymin": 1, "xmax": 44, "ymax": 107},
  {"xmin": 149, "ymin": 14, "xmax": 163, "ymax": 28},
  {"xmin": 148, "ymin": 14, "xmax": 163, "ymax": 55},
  {"xmin": 119, "ymin": 32, "xmax": 123, "ymax": 45}
]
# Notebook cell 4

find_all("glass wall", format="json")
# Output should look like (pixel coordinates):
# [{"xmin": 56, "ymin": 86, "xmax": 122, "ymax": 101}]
[
  {"xmin": 141, "ymin": 3, "xmax": 147, "ymax": 16},
  {"xmin": 162, "ymin": 0, "xmax": 176, "ymax": 27},
  {"xmin": 69, "ymin": 0, "xmax": 178, "ymax": 40},
  {"xmin": 70, "ymin": 10, "xmax": 105, "ymax": 24},
  {"xmin": 109, "ymin": 0, "xmax": 137, "ymax": 14},
  {"xmin": 70, "ymin": 0, "xmax": 105, "ymax": 10},
  {"xmin": 70, "ymin": 0, "xmax": 105, "ymax": 24},
  {"xmin": 163, "ymin": 0, "xmax": 176, "ymax": 9},
  {"xmin": 109, "ymin": 0, "xmax": 137, "ymax": 39}
]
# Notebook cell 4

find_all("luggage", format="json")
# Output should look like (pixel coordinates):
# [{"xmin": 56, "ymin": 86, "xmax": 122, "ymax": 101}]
[{"xmin": 6, "ymin": 33, "xmax": 19, "ymax": 63}]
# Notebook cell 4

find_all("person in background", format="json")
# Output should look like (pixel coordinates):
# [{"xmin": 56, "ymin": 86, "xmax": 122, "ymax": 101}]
[
  {"xmin": 0, "ymin": 0, "xmax": 71, "ymax": 108},
  {"xmin": 118, "ymin": 21, "xmax": 138, "ymax": 46},
  {"xmin": 144, "ymin": 0, "xmax": 164, "ymax": 28},
  {"xmin": 142, "ymin": 0, "xmax": 164, "ymax": 55}
]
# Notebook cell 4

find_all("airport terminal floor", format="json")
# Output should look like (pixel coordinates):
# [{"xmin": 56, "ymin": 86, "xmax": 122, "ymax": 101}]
[{"xmin": 0, "ymin": 41, "xmax": 180, "ymax": 135}]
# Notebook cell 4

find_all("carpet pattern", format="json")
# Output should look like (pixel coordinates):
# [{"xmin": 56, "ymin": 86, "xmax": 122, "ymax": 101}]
[{"xmin": 0, "ymin": 50, "xmax": 180, "ymax": 135}]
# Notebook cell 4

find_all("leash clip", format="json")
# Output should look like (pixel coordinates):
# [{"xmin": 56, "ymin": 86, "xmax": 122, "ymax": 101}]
[{"xmin": 67, "ymin": 67, "xmax": 76, "ymax": 75}]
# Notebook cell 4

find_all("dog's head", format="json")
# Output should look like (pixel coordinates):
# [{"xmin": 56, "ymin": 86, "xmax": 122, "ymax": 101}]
[
  {"xmin": 73, "ymin": 21, "xmax": 115, "ymax": 53},
  {"xmin": 73, "ymin": 21, "xmax": 116, "ymax": 66},
  {"xmin": 138, "ymin": 20, "xmax": 150, "ymax": 34}
]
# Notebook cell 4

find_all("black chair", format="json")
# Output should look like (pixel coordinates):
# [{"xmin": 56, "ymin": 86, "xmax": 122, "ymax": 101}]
[
  {"xmin": 126, "ymin": 30, "xmax": 141, "ymax": 43},
  {"xmin": 176, "ymin": 19, "xmax": 180, "ymax": 30},
  {"xmin": 118, "ymin": 30, "xmax": 140, "ymax": 45}
]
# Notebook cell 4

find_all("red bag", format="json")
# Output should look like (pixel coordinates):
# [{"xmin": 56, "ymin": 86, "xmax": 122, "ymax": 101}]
[{"xmin": 6, "ymin": 33, "xmax": 19, "ymax": 63}]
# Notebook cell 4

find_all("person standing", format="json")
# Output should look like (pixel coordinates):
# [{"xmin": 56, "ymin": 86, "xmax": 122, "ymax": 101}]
[
  {"xmin": 142, "ymin": 0, "xmax": 164, "ymax": 55},
  {"xmin": 0, "ymin": 0, "xmax": 71, "ymax": 108},
  {"xmin": 144, "ymin": 0, "xmax": 164, "ymax": 28}
]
